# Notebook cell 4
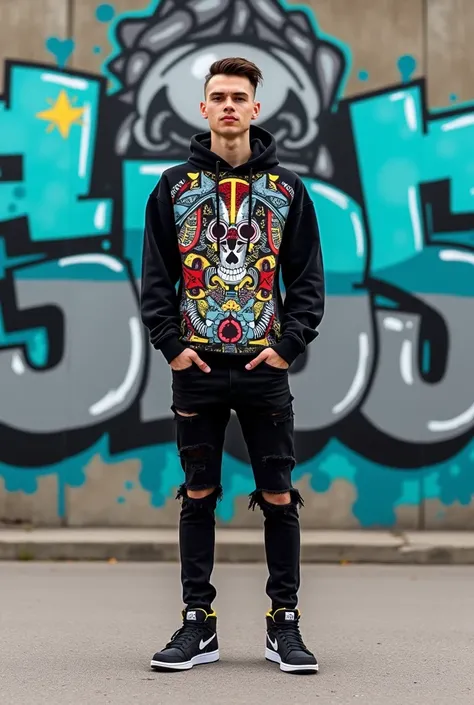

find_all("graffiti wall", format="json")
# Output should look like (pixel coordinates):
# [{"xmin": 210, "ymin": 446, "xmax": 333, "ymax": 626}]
[{"xmin": 1, "ymin": 0, "xmax": 473, "ymax": 529}]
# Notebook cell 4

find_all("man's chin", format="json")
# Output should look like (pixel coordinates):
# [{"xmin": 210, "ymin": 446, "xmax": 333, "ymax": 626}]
[{"xmin": 213, "ymin": 123, "xmax": 249, "ymax": 137}]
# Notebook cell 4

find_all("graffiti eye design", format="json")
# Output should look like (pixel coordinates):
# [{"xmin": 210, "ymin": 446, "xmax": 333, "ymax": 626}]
[
  {"xmin": 238, "ymin": 221, "xmax": 260, "ymax": 243},
  {"xmin": 207, "ymin": 219, "xmax": 227, "ymax": 243}
]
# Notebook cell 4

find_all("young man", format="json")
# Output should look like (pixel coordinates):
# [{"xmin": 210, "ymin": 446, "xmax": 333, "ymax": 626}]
[{"xmin": 140, "ymin": 57, "xmax": 325, "ymax": 674}]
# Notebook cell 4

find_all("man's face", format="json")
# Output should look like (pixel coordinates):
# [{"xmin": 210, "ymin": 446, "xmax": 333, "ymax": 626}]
[{"xmin": 200, "ymin": 74, "xmax": 260, "ymax": 137}]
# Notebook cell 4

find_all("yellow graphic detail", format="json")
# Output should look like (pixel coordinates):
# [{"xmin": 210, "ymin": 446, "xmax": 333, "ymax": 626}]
[
  {"xmin": 268, "ymin": 174, "xmax": 279, "ymax": 190},
  {"xmin": 256, "ymin": 255, "xmax": 276, "ymax": 270},
  {"xmin": 208, "ymin": 274, "xmax": 229, "ymax": 291},
  {"xmin": 236, "ymin": 275, "xmax": 254, "ymax": 291},
  {"xmin": 184, "ymin": 253, "xmax": 210, "ymax": 268},
  {"xmin": 222, "ymin": 299, "xmax": 241, "ymax": 312},
  {"xmin": 252, "ymin": 338, "xmax": 269, "ymax": 346},
  {"xmin": 189, "ymin": 334, "xmax": 209, "ymax": 343},
  {"xmin": 187, "ymin": 172, "xmax": 200, "ymax": 189},
  {"xmin": 179, "ymin": 213, "xmax": 200, "ymax": 249},
  {"xmin": 197, "ymin": 299, "xmax": 209, "ymax": 318},
  {"xmin": 36, "ymin": 90, "xmax": 85, "ymax": 138},
  {"xmin": 254, "ymin": 301, "xmax": 265, "ymax": 319}
]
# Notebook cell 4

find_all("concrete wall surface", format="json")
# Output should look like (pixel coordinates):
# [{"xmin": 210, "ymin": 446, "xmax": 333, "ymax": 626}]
[{"xmin": 0, "ymin": 0, "xmax": 473, "ymax": 530}]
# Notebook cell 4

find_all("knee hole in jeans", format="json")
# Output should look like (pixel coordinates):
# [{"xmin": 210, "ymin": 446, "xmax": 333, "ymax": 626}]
[{"xmin": 248, "ymin": 488, "xmax": 304, "ymax": 513}]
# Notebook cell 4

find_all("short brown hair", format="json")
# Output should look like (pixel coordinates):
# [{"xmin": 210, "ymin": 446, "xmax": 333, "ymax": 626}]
[{"xmin": 204, "ymin": 57, "xmax": 263, "ymax": 96}]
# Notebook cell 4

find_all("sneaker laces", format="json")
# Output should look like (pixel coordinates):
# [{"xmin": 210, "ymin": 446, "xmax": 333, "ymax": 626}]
[
  {"xmin": 274, "ymin": 621, "xmax": 311, "ymax": 654},
  {"xmin": 165, "ymin": 623, "xmax": 209, "ymax": 652}
]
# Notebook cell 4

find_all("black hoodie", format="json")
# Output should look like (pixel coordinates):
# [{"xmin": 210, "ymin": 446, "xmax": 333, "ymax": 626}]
[{"xmin": 140, "ymin": 125, "xmax": 325, "ymax": 366}]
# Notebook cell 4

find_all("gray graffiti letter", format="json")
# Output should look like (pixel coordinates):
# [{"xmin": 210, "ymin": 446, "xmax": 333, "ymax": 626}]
[{"xmin": 0, "ymin": 255, "xmax": 146, "ymax": 433}]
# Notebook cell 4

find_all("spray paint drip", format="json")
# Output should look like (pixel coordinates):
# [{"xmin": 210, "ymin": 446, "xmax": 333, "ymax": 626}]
[
  {"xmin": 45, "ymin": 37, "xmax": 75, "ymax": 68},
  {"xmin": 397, "ymin": 54, "xmax": 417, "ymax": 83},
  {"xmin": 96, "ymin": 4, "xmax": 115, "ymax": 22}
]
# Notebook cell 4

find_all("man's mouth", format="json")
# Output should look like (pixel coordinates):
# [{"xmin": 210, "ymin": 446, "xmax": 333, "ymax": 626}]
[{"xmin": 222, "ymin": 116, "xmax": 237, "ymax": 122}]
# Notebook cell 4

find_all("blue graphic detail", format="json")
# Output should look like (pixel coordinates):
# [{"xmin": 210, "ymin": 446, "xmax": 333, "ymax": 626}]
[
  {"xmin": 96, "ymin": 4, "xmax": 115, "ymax": 22},
  {"xmin": 358, "ymin": 70, "xmax": 369, "ymax": 81},
  {"xmin": 397, "ymin": 54, "xmax": 417, "ymax": 83},
  {"xmin": 45, "ymin": 37, "xmax": 75, "ymax": 68}
]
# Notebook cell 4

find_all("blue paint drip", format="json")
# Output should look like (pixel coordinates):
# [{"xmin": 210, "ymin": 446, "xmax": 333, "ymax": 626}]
[
  {"xmin": 45, "ymin": 37, "xmax": 75, "ymax": 69},
  {"xmin": 358, "ymin": 70, "xmax": 369, "ymax": 82},
  {"xmin": 396, "ymin": 54, "xmax": 417, "ymax": 83},
  {"xmin": 124, "ymin": 481, "xmax": 134, "ymax": 490},
  {"xmin": 93, "ymin": 46, "xmax": 102, "ymax": 54},
  {"xmin": 450, "ymin": 93, "xmax": 458, "ymax": 103},
  {"xmin": 96, "ymin": 4, "xmax": 115, "ymax": 22},
  {"xmin": 117, "ymin": 496, "xmax": 126, "ymax": 504},
  {"xmin": 13, "ymin": 186, "xmax": 26, "ymax": 199}
]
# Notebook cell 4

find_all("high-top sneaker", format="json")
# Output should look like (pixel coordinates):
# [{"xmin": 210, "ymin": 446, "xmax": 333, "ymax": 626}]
[
  {"xmin": 150, "ymin": 608, "xmax": 219, "ymax": 671},
  {"xmin": 265, "ymin": 608, "xmax": 318, "ymax": 674}
]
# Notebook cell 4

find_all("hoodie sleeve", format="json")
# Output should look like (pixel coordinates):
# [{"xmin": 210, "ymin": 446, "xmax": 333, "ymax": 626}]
[
  {"xmin": 272, "ymin": 181, "xmax": 325, "ymax": 365},
  {"xmin": 140, "ymin": 176, "xmax": 186, "ymax": 364}
]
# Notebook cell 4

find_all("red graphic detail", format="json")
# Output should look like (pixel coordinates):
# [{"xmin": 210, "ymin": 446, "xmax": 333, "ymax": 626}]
[
  {"xmin": 183, "ymin": 258, "xmax": 205, "ymax": 292},
  {"xmin": 218, "ymin": 316, "xmax": 242, "ymax": 343},
  {"xmin": 264, "ymin": 313, "xmax": 275, "ymax": 337},
  {"xmin": 258, "ymin": 261, "xmax": 276, "ymax": 293},
  {"xmin": 176, "ymin": 181, "xmax": 191, "ymax": 198},
  {"xmin": 276, "ymin": 182, "xmax": 291, "ymax": 198},
  {"xmin": 266, "ymin": 210, "xmax": 278, "ymax": 254}
]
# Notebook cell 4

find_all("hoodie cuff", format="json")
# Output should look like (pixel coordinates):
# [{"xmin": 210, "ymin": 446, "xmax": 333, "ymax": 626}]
[
  {"xmin": 272, "ymin": 336, "xmax": 303, "ymax": 366},
  {"xmin": 159, "ymin": 336, "xmax": 187, "ymax": 364}
]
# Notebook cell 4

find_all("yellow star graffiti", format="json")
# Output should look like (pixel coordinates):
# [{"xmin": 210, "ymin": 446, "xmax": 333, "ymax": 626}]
[{"xmin": 36, "ymin": 90, "xmax": 85, "ymax": 139}]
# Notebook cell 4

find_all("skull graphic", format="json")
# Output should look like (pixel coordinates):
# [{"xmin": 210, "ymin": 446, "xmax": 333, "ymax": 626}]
[{"xmin": 206, "ymin": 177, "xmax": 260, "ymax": 284}]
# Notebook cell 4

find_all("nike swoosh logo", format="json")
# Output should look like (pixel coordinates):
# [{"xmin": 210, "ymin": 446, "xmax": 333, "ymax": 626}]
[
  {"xmin": 268, "ymin": 636, "xmax": 278, "ymax": 651},
  {"xmin": 199, "ymin": 633, "xmax": 216, "ymax": 650}
]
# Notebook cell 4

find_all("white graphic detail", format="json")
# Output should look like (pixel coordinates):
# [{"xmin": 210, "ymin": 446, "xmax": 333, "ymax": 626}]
[
  {"xmin": 285, "ymin": 612, "xmax": 295, "ymax": 621},
  {"xmin": 187, "ymin": 611, "xmax": 197, "ymax": 621},
  {"xmin": 199, "ymin": 633, "xmax": 216, "ymax": 650},
  {"xmin": 268, "ymin": 636, "xmax": 278, "ymax": 651}
]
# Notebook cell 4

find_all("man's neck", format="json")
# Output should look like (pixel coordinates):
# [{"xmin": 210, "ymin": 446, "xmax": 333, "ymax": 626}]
[{"xmin": 210, "ymin": 132, "xmax": 252, "ymax": 168}]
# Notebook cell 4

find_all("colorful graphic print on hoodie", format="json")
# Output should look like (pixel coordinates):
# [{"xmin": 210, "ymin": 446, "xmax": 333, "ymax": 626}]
[
  {"xmin": 173, "ymin": 169, "xmax": 293, "ymax": 353},
  {"xmin": 140, "ymin": 126, "xmax": 325, "ymax": 365}
]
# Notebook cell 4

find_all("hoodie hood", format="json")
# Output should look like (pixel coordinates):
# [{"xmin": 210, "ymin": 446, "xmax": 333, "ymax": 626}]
[
  {"xmin": 187, "ymin": 126, "xmax": 279, "ymax": 268},
  {"xmin": 188, "ymin": 125, "xmax": 279, "ymax": 173}
]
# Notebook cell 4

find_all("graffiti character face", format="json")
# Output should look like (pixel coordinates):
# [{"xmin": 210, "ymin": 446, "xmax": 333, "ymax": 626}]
[
  {"xmin": 206, "ymin": 178, "xmax": 260, "ymax": 283},
  {"xmin": 200, "ymin": 74, "xmax": 260, "ymax": 137}
]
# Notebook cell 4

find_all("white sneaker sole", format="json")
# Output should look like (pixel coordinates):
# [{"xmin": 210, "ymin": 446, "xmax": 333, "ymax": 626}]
[
  {"xmin": 265, "ymin": 647, "xmax": 319, "ymax": 673},
  {"xmin": 151, "ymin": 649, "xmax": 219, "ymax": 671}
]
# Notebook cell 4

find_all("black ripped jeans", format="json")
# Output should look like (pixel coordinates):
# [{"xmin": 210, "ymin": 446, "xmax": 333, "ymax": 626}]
[{"xmin": 171, "ymin": 352, "xmax": 303, "ymax": 612}]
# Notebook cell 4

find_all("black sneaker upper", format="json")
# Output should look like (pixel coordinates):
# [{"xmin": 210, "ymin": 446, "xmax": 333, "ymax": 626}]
[
  {"xmin": 266, "ymin": 608, "xmax": 317, "ymax": 667},
  {"xmin": 152, "ymin": 608, "xmax": 218, "ymax": 664}
]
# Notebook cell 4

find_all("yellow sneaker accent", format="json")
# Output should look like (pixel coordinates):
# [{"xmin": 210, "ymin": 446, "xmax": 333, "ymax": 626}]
[{"xmin": 268, "ymin": 607, "xmax": 301, "ymax": 620}]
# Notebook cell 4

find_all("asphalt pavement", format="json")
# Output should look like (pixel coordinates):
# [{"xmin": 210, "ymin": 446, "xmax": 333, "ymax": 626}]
[{"xmin": 1, "ymin": 562, "xmax": 473, "ymax": 704}]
